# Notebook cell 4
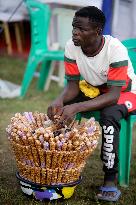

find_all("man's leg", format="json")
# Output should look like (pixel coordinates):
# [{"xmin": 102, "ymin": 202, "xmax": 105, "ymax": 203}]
[{"xmin": 98, "ymin": 104, "xmax": 128, "ymax": 198}]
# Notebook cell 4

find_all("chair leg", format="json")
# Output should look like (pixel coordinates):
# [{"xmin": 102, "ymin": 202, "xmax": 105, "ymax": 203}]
[
  {"xmin": 58, "ymin": 61, "xmax": 65, "ymax": 87},
  {"xmin": 3, "ymin": 22, "xmax": 12, "ymax": 55},
  {"xmin": 75, "ymin": 113, "xmax": 82, "ymax": 123},
  {"xmin": 118, "ymin": 117, "xmax": 132, "ymax": 187},
  {"xmin": 14, "ymin": 22, "xmax": 23, "ymax": 53},
  {"xmin": 44, "ymin": 61, "xmax": 56, "ymax": 91},
  {"xmin": 37, "ymin": 60, "xmax": 52, "ymax": 90},
  {"xmin": 20, "ymin": 56, "xmax": 40, "ymax": 97}
]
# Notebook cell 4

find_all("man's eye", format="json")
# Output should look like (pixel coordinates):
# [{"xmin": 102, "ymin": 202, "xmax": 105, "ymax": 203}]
[
  {"xmin": 78, "ymin": 28, "xmax": 85, "ymax": 32},
  {"xmin": 80, "ymin": 28, "xmax": 84, "ymax": 32},
  {"xmin": 72, "ymin": 26, "xmax": 85, "ymax": 32}
]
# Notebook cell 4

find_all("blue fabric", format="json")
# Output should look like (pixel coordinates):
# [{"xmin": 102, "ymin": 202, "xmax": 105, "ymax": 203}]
[{"xmin": 102, "ymin": 0, "xmax": 113, "ymax": 35}]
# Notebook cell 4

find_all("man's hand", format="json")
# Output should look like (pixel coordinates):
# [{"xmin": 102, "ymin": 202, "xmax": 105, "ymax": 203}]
[
  {"xmin": 47, "ymin": 98, "xmax": 63, "ymax": 120},
  {"xmin": 56, "ymin": 104, "xmax": 79, "ymax": 122},
  {"xmin": 47, "ymin": 80, "xmax": 80, "ymax": 120}
]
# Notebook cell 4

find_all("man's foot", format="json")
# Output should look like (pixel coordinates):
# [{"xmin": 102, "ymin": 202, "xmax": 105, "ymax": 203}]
[
  {"xmin": 98, "ymin": 181, "xmax": 116, "ymax": 198},
  {"xmin": 97, "ymin": 181, "xmax": 121, "ymax": 202}
]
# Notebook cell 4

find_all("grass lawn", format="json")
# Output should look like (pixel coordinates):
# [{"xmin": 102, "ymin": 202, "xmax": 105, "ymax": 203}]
[{"xmin": 0, "ymin": 55, "xmax": 136, "ymax": 205}]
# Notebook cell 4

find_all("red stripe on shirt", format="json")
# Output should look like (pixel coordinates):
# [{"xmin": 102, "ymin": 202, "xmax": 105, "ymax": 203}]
[
  {"xmin": 64, "ymin": 62, "xmax": 80, "ymax": 75},
  {"xmin": 108, "ymin": 66, "xmax": 128, "ymax": 81}
]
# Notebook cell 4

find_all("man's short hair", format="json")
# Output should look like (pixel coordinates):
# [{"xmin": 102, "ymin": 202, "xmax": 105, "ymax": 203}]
[{"xmin": 75, "ymin": 6, "xmax": 106, "ymax": 30}]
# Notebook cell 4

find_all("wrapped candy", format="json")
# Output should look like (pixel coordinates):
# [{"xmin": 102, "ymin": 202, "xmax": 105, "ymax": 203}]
[
  {"xmin": 36, "ymin": 142, "xmax": 46, "ymax": 168},
  {"xmin": 25, "ymin": 145, "xmax": 34, "ymax": 166},
  {"xmin": 11, "ymin": 141, "xmax": 21, "ymax": 162},
  {"xmin": 43, "ymin": 142, "xmax": 49, "ymax": 150},
  {"xmin": 62, "ymin": 143, "xmax": 67, "ymax": 151},
  {"xmin": 51, "ymin": 151, "xmax": 59, "ymax": 169},
  {"xmin": 26, "ymin": 165, "xmax": 32, "ymax": 181},
  {"xmin": 30, "ymin": 167, "xmax": 35, "ymax": 182},
  {"xmin": 57, "ymin": 168, "xmax": 63, "ymax": 183},
  {"xmin": 68, "ymin": 169, "xmax": 75, "ymax": 183},
  {"xmin": 23, "ymin": 164, "xmax": 31, "ymax": 180},
  {"xmin": 56, "ymin": 140, "xmax": 63, "ymax": 151},
  {"xmin": 31, "ymin": 147, "xmax": 40, "ymax": 167},
  {"xmin": 60, "ymin": 151, "xmax": 69, "ymax": 169},
  {"xmin": 22, "ymin": 136, "xmax": 29, "ymax": 146},
  {"xmin": 50, "ymin": 141, "xmax": 56, "ymax": 151},
  {"xmin": 41, "ymin": 168, "xmax": 47, "ymax": 185},
  {"xmin": 33, "ymin": 112, "xmax": 43, "ymax": 128},
  {"xmin": 46, "ymin": 169, "xmax": 52, "ymax": 185},
  {"xmin": 56, "ymin": 152, "xmax": 63, "ymax": 168},
  {"xmin": 35, "ymin": 167, "xmax": 41, "ymax": 184},
  {"xmin": 51, "ymin": 169, "xmax": 58, "ymax": 184},
  {"xmin": 46, "ymin": 151, "xmax": 52, "ymax": 169},
  {"xmin": 61, "ymin": 169, "xmax": 68, "ymax": 183},
  {"xmin": 44, "ymin": 133, "xmax": 50, "ymax": 141},
  {"xmin": 65, "ymin": 169, "xmax": 72, "ymax": 183},
  {"xmin": 17, "ymin": 161, "xmax": 24, "ymax": 177},
  {"xmin": 67, "ymin": 142, "xmax": 73, "ymax": 151},
  {"xmin": 39, "ymin": 135, "xmax": 44, "ymax": 144},
  {"xmin": 28, "ymin": 137, "xmax": 35, "ymax": 147}
]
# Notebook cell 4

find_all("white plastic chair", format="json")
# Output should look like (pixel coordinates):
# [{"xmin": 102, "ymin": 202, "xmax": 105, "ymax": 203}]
[{"xmin": 44, "ymin": 7, "xmax": 76, "ymax": 91}]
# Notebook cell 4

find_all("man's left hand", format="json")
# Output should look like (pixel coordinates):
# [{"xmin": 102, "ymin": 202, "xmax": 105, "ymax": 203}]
[{"xmin": 56, "ymin": 104, "xmax": 79, "ymax": 122}]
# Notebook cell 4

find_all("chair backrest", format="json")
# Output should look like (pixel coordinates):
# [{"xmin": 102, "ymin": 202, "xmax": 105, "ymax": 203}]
[
  {"xmin": 24, "ymin": 0, "xmax": 51, "ymax": 52},
  {"xmin": 53, "ymin": 8, "xmax": 76, "ymax": 49},
  {"xmin": 122, "ymin": 38, "xmax": 136, "ymax": 73}
]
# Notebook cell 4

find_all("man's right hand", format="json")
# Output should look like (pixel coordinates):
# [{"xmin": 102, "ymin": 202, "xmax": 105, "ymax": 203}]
[
  {"xmin": 47, "ymin": 80, "xmax": 80, "ymax": 120},
  {"xmin": 47, "ymin": 98, "xmax": 63, "ymax": 120}
]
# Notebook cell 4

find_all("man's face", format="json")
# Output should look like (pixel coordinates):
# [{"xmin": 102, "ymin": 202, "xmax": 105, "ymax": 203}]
[{"xmin": 72, "ymin": 16, "xmax": 99, "ymax": 48}]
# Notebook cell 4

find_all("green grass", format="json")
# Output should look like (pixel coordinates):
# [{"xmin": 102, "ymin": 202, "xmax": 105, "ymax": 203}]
[{"xmin": 0, "ymin": 56, "xmax": 136, "ymax": 205}]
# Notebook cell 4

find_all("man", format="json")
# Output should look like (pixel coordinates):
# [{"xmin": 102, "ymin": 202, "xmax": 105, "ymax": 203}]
[{"xmin": 47, "ymin": 6, "xmax": 136, "ymax": 202}]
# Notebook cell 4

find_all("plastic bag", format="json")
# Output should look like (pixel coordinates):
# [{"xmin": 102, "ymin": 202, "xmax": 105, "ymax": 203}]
[{"xmin": 0, "ymin": 79, "xmax": 21, "ymax": 98}]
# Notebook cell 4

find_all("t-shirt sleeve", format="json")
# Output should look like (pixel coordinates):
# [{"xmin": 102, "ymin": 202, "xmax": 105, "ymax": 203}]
[
  {"xmin": 64, "ymin": 39, "xmax": 81, "ymax": 81},
  {"xmin": 107, "ymin": 42, "xmax": 129, "ymax": 87}
]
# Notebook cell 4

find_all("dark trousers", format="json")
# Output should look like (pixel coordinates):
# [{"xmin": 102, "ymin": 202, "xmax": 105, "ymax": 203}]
[{"xmin": 65, "ymin": 92, "xmax": 136, "ymax": 181}]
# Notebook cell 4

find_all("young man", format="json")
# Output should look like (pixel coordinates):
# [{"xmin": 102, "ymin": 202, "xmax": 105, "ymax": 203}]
[{"xmin": 47, "ymin": 6, "xmax": 136, "ymax": 202}]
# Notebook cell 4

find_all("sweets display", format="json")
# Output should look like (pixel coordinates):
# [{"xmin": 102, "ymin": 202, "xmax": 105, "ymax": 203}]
[{"xmin": 6, "ymin": 112, "xmax": 100, "ymax": 185}]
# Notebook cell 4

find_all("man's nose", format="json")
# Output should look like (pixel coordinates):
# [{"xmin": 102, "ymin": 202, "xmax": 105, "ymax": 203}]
[{"xmin": 72, "ymin": 28, "xmax": 80, "ymax": 36}]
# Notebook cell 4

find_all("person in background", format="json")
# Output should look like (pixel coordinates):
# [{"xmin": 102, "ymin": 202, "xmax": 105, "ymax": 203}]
[{"xmin": 47, "ymin": 6, "xmax": 136, "ymax": 202}]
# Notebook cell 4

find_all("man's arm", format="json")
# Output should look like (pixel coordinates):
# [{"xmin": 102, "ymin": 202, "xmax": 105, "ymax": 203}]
[
  {"xmin": 47, "ymin": 80, "xmax": 80, "ymax": 119},
  {"xmin": 57, "ymin": 86, "xmax": 122, "ymax": 121},
  {"xmin": 75, "ymin": 86, "xmax": 122, "ymax": 113},
  {"xmin": 57, "ymin": 80, "xmax": 80, "ymax": 104}
]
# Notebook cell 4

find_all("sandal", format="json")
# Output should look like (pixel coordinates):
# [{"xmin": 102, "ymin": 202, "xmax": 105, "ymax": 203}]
[{"xmin": 97, "ymin": 186, "xmax": 121, "ymax": 202}]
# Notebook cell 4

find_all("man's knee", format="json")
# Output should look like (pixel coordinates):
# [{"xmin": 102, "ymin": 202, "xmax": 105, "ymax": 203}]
[{"xmin": 100, "ymin": 104, "xmax": 128, "ymax": 125}]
